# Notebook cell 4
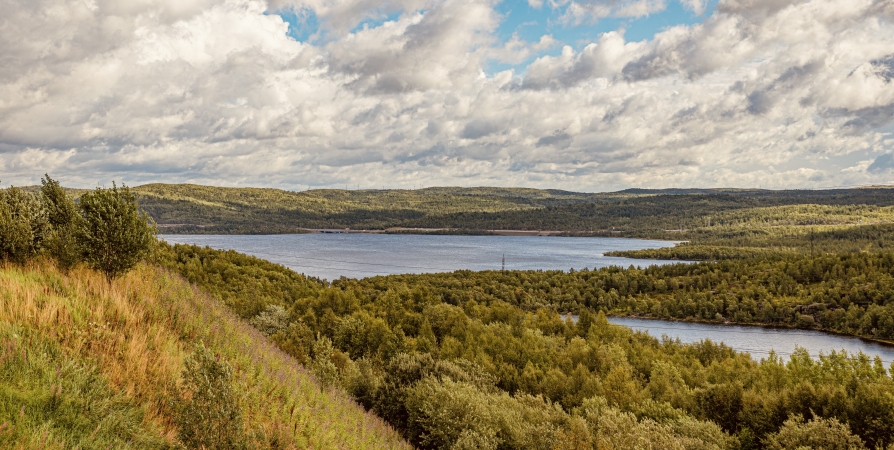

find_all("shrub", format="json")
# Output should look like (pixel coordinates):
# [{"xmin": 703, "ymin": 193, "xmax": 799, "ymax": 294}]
[
  {"xmin": 764, "ymin": 414, "xmax": 866, "ymax": 450},
  {"xmin": 77, "ymin": 182, "xmax": 156, "ymax": 280},
  {"xmin": 40, "ymin": 175, "xmax": 82, "ymax": 269},
  {"xmin": 0, "ymin": 185, "xmax": 48, "ymax": 263},
  {"xmin": 311, "ymin": 335, "xmax": 339, "ymax": 390},
  {"xmin": 404, "ymin": 376, "xmax": 572, "ymax": 450},
  {"xmin": 271, "ymin": 321, "xmax": 315, "ymax": 364},
  {"xmin": 578, "ymin": 396, "xmax": 735, "ymax": 450},
  {"xmin": 171, "ymin": 344, "xmax": 246, "ymax": 450},
  {"xmin": 249, "ymin": 304, "xmax": 290, "ymax": 336}
]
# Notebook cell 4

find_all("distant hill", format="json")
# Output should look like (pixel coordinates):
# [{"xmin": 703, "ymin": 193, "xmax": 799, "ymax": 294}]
[
  {"xmin": 117, "ymin": 184, "xmax": 894, "ymax": 239},
  {"xmin": 129, "ymin": 183, "xmax": 631, "ymax": 233}
]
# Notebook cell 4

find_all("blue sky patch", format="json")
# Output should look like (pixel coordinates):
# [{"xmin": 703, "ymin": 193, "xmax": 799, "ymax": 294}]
[
  {"xmin": 268, "ymin": 7, "xmax": 320, "ymax": 42},
  {"xmin": 490, "ymin": 0, "xmax": 717, "ymax": 74},
  {"xmin": 272, "ymin": 0, "xmax": 717, "ymax": 70},
  {"xmin": 351, "ymin": 12, "xmax": 404, "ymax": 34}
]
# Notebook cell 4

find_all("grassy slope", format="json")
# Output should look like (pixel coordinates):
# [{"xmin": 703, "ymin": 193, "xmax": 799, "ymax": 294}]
[{"xmin": 0, "ymin": 262, "xmax": 409, "ymax": 449}]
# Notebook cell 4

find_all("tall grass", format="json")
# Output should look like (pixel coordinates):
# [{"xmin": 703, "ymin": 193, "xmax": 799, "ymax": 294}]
[{"xmin": 0, "ymin": 261, "xmax": 410, "ymax": 449}]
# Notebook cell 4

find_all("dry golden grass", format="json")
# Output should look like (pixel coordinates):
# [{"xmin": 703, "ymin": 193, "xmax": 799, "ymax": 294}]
[{"xmin": 0, "ymin": 260, "xmax": 410, "ymax": 449}]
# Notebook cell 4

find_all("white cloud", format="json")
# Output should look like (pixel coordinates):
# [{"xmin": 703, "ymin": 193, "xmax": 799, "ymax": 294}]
[
  {"xmin": 555, "ymin": 0, "xmax": 668, "ymax": 25},
  {"xmin": 680, "ymin": 0, "xmax": 706, "ymax": 14},
  {"xmin": 324, "ymin": 0, "xmax": 499, "ymax": 93},
  {"xmin": 524, "ymin": 31, "xmax": 647, "ymax": 88},
  {"xmin": 1, "ymin": 0, "xmax": 893, "ymax": 191},
  {"xmin": 269, "ymin": 0, "xmax": 427, "ymax": 34}
]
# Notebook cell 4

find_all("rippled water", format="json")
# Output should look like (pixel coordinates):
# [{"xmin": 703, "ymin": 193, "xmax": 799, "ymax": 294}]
[
  {"xmin": 608, "ymin": 317, "xmax": 894, "ymax": 366},
  {"xmin": 161, "ymin": 233, "xmax": 682, "ymax": 281}
]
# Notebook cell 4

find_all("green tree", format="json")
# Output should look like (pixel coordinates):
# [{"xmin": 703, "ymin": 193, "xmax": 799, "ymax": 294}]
[
  {"xmin": 40, "ymin": 174, "xmax": 82, "ymax": 269},
  {"xmin": 0, "ymin": 184, "xmax": 48, "ymax": 263},
  {"xmin": 77, "ymin": 182, "xmax": 156, "ymax": 280}
]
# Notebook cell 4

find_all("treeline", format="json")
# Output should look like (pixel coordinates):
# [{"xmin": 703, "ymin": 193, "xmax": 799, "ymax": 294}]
[
  {"xmin": 605, "ymin": 244, "xmax": 791, "ymax": 261},
  {"xmin": 134, "ymin": 184, "xmax": 615, "ymax": 232},
  {"xmin": 158, "ymin": 243, "xmax": 894, "ymax": 449},
  {"xmin": 606, "ymin": 220, "xmax": 894, "ymax": 260},
  {"xmin": 348, "ymin": 252, "xmax": 894, "ymax": 341},
  {"xmin": 1, "ymin": 179, "xmax": 413, "ymax": 448},
  {"xmin": 685, "ymin": 223, "xmax": 894, "ymax": 253},
  {"xmin": 403, "ymin": 194, "xmax": 894, "ymax": 235}
]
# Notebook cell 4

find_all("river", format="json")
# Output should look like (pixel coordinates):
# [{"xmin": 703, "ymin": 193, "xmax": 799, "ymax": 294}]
[
  {"xmin": 607, "ymin": 317, "xmax": 894, "ymax": 366},
  {"xmin": 160, "ymin": 233, "xmax": 682, "ymax": 280}
]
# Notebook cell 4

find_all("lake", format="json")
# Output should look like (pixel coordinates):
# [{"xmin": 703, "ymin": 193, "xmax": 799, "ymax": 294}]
[
  {"xmin": 607, "ymin": 317, "xmax": 894, "ymax": 366},
  {"xmin": 160, "ymin": 233, "xmax": 682, "ymax": 281},
  {"xmin": 160, "ymin": 233, "xmax": 894, "ymax": 367}
]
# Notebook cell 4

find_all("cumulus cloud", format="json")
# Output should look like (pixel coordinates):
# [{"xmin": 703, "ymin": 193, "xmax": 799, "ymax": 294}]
[
  {"xmin": 524, "ymin": 31, "xmax": 646, "ymax": 89},
  {"xmin": 325, "ymin": 0, "xmax": 499, "ymax": 93},
  {"xmin": 1, "ymin": 0, "xmax": 893, "ymax": 191},
  {"xmin": 868, "ymin": 153, "xmax": 894, "ymax": 173},
  {"xmin": 680, "ymin": 0, "xmax": 707, "ymax": 14}
]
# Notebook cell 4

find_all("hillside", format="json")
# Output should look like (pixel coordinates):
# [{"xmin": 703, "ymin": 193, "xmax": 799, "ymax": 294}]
[
  {"xmin": 0, "ymin": 262, "xmax": 409, "ymax": 449},
  {"xmin": 131, "ymin": 184, "xmax": 625, "ymax": 233},
  {"xmin": 158, "ymin": 242, "xmax": 894, "ymax": 450},
  {"xmin": 124, "ymin": 184, "xmax": 894, "ymax": 241}
]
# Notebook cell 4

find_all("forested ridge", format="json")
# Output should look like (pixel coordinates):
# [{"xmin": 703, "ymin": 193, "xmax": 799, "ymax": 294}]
[
  {"xmin": 114, "ymin": 184, "xmax": 894, "ymax": 237},
  {"xmin": 131, "ymin": 184, "xmax": 624, "ymax": 233},
  {"xmin": 158, "ymin": 243, "xmax": 894, "ymax": 449},
  {"xmin": 349, "ymin": 252, "xmax": 894, "ymax": 341}
]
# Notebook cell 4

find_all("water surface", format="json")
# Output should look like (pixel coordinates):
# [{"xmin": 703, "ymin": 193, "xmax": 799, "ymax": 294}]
[
  {"xmin": 160, "ymin": 233, "xmax": 894, "ymax": 366},
  {"xmin": 607, "ymin": 317, "xmax": 894, "ymax": 366},
  {"xmin": 160, "ymin": 233, "xmax": 681, "ymax": 281}
]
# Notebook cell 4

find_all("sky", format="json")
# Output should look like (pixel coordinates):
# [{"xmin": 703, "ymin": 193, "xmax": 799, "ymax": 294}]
[{"xmin": 1, "ymin": 0, "xmax": 893, "ymax": 191}]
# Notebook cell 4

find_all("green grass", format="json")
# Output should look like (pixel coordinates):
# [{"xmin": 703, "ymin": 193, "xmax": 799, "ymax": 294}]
[{"xmin": 0, "ymin": 262, "xmax": 410, "ymax": 449}]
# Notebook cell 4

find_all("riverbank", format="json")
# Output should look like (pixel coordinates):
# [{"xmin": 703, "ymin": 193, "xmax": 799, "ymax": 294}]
[
  {"xmin": 562, "ymin": 312, "xmax": 894, "ymax": 349},
  {"xmin": 608, "ymin": 313, "xmax": 894, "ymax": 348}
]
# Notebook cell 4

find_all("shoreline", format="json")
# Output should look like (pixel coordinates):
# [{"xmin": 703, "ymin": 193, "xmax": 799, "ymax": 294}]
[
  {"xmin": 604, "ymin": 313, "xmax": 894, "ymax": 348},
  {"xmin": 156, "ymin": 226, "xmax": 683, "ymax": 240}
]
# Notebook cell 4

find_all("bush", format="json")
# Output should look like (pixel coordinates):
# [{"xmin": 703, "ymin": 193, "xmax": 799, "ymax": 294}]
[
  {"xmin": 248, "ymin": 304, "xmax": 290, "ymax": 336},
  {"xmin": 171, "ymin": 344, "xmax": 246, "ymax": 450},
  {"xmin": 311, "ymin": 335, "xmax": 339, "ymax": 390},
  {"xmin": 77, "ymin": 182, "xmax": 156, "ymax": 280},
  {"xmin": 40, "ymin": 175, "xmax": 82, "ymax": 269},
  {"xmin": 0, "ymin": 185, "xmax": 48, "ymax": 263},
  {"xmin": 578, "ymin": 396, "xmax": 735, "ymax": 450},
  {"xmin": 764, "ymin": 415, "xmax": 866, "ymax": 450}
]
